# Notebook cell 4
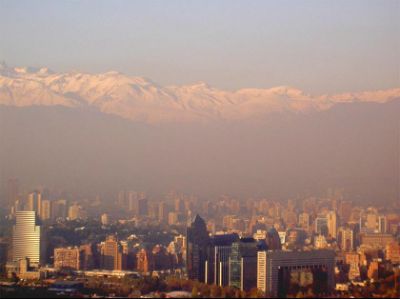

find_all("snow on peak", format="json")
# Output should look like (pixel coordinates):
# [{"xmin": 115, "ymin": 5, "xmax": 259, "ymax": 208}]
[{"xmin": 0, "ymin": 65, "xmax": 399, "ymax": 123}]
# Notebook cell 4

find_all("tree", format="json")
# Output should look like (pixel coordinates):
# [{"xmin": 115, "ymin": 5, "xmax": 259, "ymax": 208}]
[
  {"xmin": 192, "ymin": 286, "xmax": 199, "ymax": 298},
  {"xmin": 210, "ymin": 284, "xmax": 221, "ymax": 297}
]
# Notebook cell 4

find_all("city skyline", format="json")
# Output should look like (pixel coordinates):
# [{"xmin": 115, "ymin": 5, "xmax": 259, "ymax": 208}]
[{"xmin": 0, "ymin": 1, "xmax": 399, "ymax": 298}]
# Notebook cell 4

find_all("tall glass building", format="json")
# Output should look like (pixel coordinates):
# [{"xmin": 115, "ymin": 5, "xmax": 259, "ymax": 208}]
[
  {"xmin": 205, "ymin": 233, "xmax": 239, "ymax": 286},
  {"xmin": 13, "ymin": 210, "xmax": 42, "ymax": 267},
  {"xmin": 186, "ymin": 214, "xmax": 210, "ymax": 282},
  {"xmin": 229, "ymin": 238, "xmax": 259, "ymax": 291}
]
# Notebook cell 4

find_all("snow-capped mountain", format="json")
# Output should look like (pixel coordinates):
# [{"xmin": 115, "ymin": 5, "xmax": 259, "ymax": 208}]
[{"xmin": 1, "ymin": 63, "xmax": 399, "ymax": 123}]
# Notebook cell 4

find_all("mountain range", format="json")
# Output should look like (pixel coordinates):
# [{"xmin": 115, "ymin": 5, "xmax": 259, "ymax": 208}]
[
  {"xmin": 0, "ymin": 64, "xmax": 399, "ymax": 201},
  {"xmin": 1, "ymin": 63, "xmax": 399, "ymax": 123}
]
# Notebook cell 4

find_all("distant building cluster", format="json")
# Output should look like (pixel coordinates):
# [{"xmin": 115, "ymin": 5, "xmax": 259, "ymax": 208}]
[{"xmin": 0, "ymin": 179, "xmax": 399, "ymax": 297}]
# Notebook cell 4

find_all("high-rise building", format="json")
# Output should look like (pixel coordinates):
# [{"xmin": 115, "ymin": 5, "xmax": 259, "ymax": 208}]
[
  {"xmin": 158, "ymin": 201, "xmax": 170, "ymax": 223},
  {"xmin": 385, "ymin": 242, "xmax": 400, "ymax": 264},
  {"xmin": 80, "ymin": 243, "xmax": 98, "ymax": 270},
  {"xmin": 136, "ymin": 248, "xmax": 153, "ymax": 273},
  {"xmin": 40, "ymin": 199, "xmax": 51, "ymax": 221},
  {"xmin": 378, "ymin": 216, "xmax": 387, "ymax": 233},
  {"xmin": 257, "ymin": 250, "xmax": 335, "ymax": 297},
  {"xmin": 339, "ymin": 227, "xmax": 354, "ymax": 252},
  {"xmin": 101, "ymin": 213, "xmax": 110, "ymax": 225},
  {"xmin": 360, "ymin": 233, "xmax": 394, "ymax": 249},
  {"xmin": 167, "ymin": 211, "xmax": 179, "ymax": 225},
  {"xmin": 54, "ymin": 247, "xmax": 82, "ymax": 270},
  {"xmin": 186, "ymin": 214, "xmax": 210, "ymax": 282},
  {"xmin": 51, "ymin": 199, "xmax": 67, "ymax": 220},
  {"xmin": 100, "ymin": 235, "xmax": 125, "ymax": 270},
  {"xmin": 229, "ymin": 238, "xmax": 258, "ymax": 291},
  {"xmin": 127, "ymin": 191, "xmax": 138, "ymax": 212},
  {"xmin": 152, "ymin": 245, "xmax": 173, "ymax": 270},
  {"xmin": 266, "ymin": 227, "xmax": 282, "ymax": 250},
  {"xmin": 327, "ymin": 211, "xmax": 338, "ymax": 239},
  {"xmin": 257, "ymin": 251, "xmax": 267, "ymax": 292},
  {"xmin": 175, "ymin": 198, "xmax": 185, "ymax": 214},
  {"xmin": 68, "ymin": 202, "xmax": 86, "ymax": 220},
  {"xmin": 26, "ymin": 191, "xmax": 41, "ymax": 215},
  {"xmin": 117, "ymin": 190, "xmax": 127, "ymax": 209},
  {"xmin": 205, "ymin": 233, "xmax": 239, "ymax": 286},
  {"xmin": 366, "ymin": 213, "xmax": 378, "ymax": 232},
  {"xmin": 339, "ymin": 201, "xmax": 352, "ymax": 223},
  {"xmin": 12, "ymin": 211, "xmax": 43, "ymax": 267}
]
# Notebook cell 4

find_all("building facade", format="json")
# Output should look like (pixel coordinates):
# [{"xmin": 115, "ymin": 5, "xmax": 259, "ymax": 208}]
[{"xmin": 12, "ymin": 210, "xmax": 43, "ymax": 267}]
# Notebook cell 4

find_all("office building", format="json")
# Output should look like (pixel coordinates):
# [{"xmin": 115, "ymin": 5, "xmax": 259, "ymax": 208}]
[
  {"xmin": 205, "ymin": 233, "xmax": 239, "ymax": 286},
  {"xmin": 339, "ymin": 227, "xmax": 354, "ymax": 252},
  {"xmin": 136, "ymin": 248, "xmax": 152, "ymax": 273},
  {"xmin": 229, "ymin": 238, "xmax": 259, "ymax": 291},
  {"xmin": 27, "ymin": 191, "xmax": 41, "ymax": 215},
  {"xmin": 12, "ymin": 210, "xmax": 43, "ymax": 267},
  {"xmin": 186, "ymin": 214, "xmax": 210, "ymax": 282},
  {"xmin": 257, "ymin": 250, "xmax": 335, "ymax": 297},
  {"xmin": 54, "ymin": 247, "xmax": 82, "ymax": 270},
  {"xmin": 100, "ymin": 235, "xmax": 125, "ymax": 270},
  {"xmin": 327, "ymin": 211, "xmax": 338, "ymax": 239},
  {"xmin": 361, "ymin": 233, "xmax": 394, "ymax": 249},
  {"xmin": 40, "ymin": 199, "xmax": 51, "ymax": 221}
]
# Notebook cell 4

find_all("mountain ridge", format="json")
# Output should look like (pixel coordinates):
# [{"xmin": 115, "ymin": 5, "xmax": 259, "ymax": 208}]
[{"xmin": 1, "ymin": 64, "xmax": 399, "ymax": 123}]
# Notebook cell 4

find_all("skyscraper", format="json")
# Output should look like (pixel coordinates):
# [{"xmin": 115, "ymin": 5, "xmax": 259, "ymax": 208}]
[
  {"xmin": 339, "ymin": 227, "xmax": 354, "ymax": 252},
  {"xmin": 327, "ymin": 211, "xmax": 338, "ymax": 239},
  {"xmin": 40, "ymin": 199, "xmax": 51, "ymax": 221},
  {"xmin": 26, "ymin": 191, "xmax": 41, "ymax": 215},
  {"xmin": 229, "ymin": 238, "xmax": 259, "ymax": 291},
  {"xmin": 186, "ymin": 214, "xmax": 210, "ymax": 282},
  {"xmin": 12, "ymin": 210, "xmax": 42, "ymax": 267},
  {"xmin": 257, "ymin": 251, "xmax": 268, "ymax": 292},
  {"xmin": 205, "ymin": 233, "xmax": 239, "ymax": 286},
  {"xmin": 100, "ymin": 235, "xmax": 125, "ymax": 270}
]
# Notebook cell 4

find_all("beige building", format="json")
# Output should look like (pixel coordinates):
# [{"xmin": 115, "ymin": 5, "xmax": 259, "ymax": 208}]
[
  {"xmin": 385, "ymin": 242, "xmax": 400, "ymax": 264},
  {"xmin": 257, "ymin": 251, "xmax": 267, "ymax": 292},
  {"xmin": 327, "ymin": 211, "xmax": 338, "ymax": 239},
  {"xmin": 40, "ymin": 199, "xmax": 51, "ymax": 221},
  {"xmin": 361, "ymin": 233, "xmax": 394, "ymax": 249},
  {"xmin": 100, "ymin": 235, "xmax": 125, "ymax": 270},
  {"xmin": 26, "ymin": 191, "xmax": 41, "ymax": 215},
  {"xmin": 54, "ymin": 247, "xmax": 82, "ymax": 270}
]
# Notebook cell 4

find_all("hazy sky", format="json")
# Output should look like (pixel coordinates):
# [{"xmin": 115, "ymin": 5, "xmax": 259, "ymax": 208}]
[{"xmin": 0, "ymin": 0, "xmax": 398, "ymax": 93}]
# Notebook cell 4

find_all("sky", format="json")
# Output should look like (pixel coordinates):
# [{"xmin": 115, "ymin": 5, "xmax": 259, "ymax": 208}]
[{"xmin": 0, "ymin": 0, "xmax": 399, "ymax": 94}]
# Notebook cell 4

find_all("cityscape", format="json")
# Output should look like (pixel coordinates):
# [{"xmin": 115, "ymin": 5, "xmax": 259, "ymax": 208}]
[
  {"xmin": 0, "ymin": 184, "xmax": 399, "ymax": 297},
  {"xmin": 0, "ymin": 0, "xmax": 399, "ymax": 298}
]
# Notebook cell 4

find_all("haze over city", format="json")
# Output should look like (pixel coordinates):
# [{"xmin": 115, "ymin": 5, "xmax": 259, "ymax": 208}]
[
  {"xmin": 0, "ymin": 1, "xmax": 399, "ymax": 298},
  {"xmin": 0, "ymin": 0, "xmax": 399, "ymax": 201}
]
